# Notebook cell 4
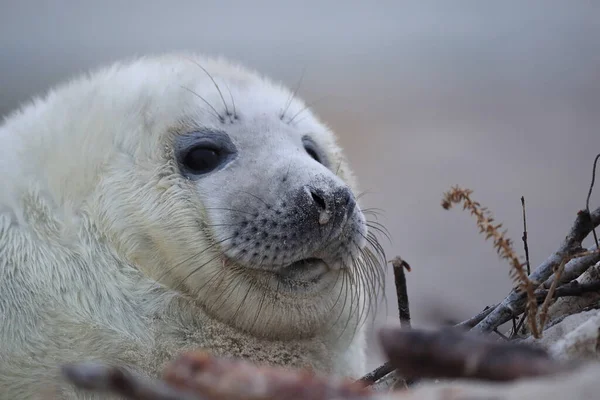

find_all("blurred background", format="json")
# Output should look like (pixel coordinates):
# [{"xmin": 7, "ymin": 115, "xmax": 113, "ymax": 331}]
[{"xmin": 1, "ymin": 1, "xmax": 599, "ymax": 369}]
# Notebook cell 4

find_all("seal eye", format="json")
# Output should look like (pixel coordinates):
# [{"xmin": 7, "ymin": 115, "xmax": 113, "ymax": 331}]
[
  {"xmin": 305, "ymin": 146, "xmax": 321, "ymax": 163},
  {"xmin": 303, "ymin": 138, "xmax": 325, "ymax": 165},
  {"xmin": 175, "ymin": 130, "xmax": 237, "ymax": 178},
  {"xmin": 183, "ymin": 146, "xmax": 221, "ymax": 174}
]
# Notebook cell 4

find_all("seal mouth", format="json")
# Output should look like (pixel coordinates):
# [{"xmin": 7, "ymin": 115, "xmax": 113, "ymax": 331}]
[{"xmin": 275, "ymin": 258, "xmax": 330, "ymax": 284}]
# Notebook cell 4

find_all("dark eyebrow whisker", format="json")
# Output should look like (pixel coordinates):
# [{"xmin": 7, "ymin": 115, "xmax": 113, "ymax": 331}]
[{"xmin": 186, "ymin": 58, "xmax": 231, "ymax": 118}]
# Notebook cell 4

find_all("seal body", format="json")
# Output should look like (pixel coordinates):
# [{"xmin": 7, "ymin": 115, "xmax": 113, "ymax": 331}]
[{"xmin": 0, "ymin": 54, "xmax": 383, "ymax": 398}]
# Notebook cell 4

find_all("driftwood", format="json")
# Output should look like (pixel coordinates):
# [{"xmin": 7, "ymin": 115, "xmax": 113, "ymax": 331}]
[
  {"xmin": 63, "ymin": 352, "xmax": 373, "ymax": 400},
  {"xmin": 378, "ymin": 327, "xmax": 572, "ymax": 382}
]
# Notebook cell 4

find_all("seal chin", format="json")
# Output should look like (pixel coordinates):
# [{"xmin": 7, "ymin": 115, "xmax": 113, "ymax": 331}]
[
  {"xmin": 226, "ymin": 257, "xmax": 342, "ymax": 292},
  {"xmin": 275, "ymin": 258, "xmax": 332, "ymax": 286}
]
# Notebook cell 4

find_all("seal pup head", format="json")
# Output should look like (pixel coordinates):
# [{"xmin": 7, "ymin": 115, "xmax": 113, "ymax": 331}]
[{"xmin": 0, "ymin": 54, "xmax": 386, "ymax": 340}]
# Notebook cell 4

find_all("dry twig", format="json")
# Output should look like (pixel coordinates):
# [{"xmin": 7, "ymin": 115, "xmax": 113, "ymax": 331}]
[
  {"xmin": 389, "ymin": 256, "xmax": 411, "ymax": 328},
  {"xmin": 587, "ymin": 153, "xmax": 599, "ymax": 248},
  {"xmin": 355, "ymin": 362, "xmax": 394, "ymax": 386},
  {"xmin": 521, "ymin": 196, "xmax": 532, "ymax": 275},
  {"xmin": 511, "ymin": 196, "xmax": 532, "ymax": 338},
  {"xmin": 358, "ymin": 256, "xmax": 412, "ymax": 386}
]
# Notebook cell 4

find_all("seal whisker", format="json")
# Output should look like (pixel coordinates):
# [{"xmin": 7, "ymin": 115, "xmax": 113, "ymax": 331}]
[
  {"xmin": 338, "ymin": 263, "xmax": 362, "ymax": 341},
  {"xmin": 187, "ymin": 58, "xmax": 231, "ymax": 118},
  {"xmin": 166, "ymin": 235, "xmax": 236, "ymax": 292},
  {"xmin": 223, "ymin": 81, "xmax": 237, "ymax": 119},
  {"xmin": 145, "ymin": 235, "xmax": 235, "ymax": 295},
  {"xmin": 218, "ymin": 237, "xmax": 273, "ymax": 320},
  {"xmin": 286, "ymin": 95, "xmax": 330, "ymax": 125},
  {"xmin": 235, "ymin": 190, "xmax": 273, "ymax": 208},
  {"xmin": 335, "ymin": 160, "xmax": 343, "ymax": 177},
  {"xmin": 355, "ymin": 191, "xmax": 374, "ymax": 201},
  {"xmin": 366, "ymin": 221, "xmax": 392, "ymax": 243},
  {"xmin": 203, "ymin": 207, "xmax": 257, "ymax": 216},
  {"xmin": 280, "ymin": 66, "xmax": 306, "ymax": 120},
  {"xmin": 362, "ymin": 208, "xmax": 385, "ymax": 220},
  {"xmin": 350, "ymin": 229, "xmax": 387, "ymax": 307},
  {"xmin": 246, "ymin": 255, "xmax": 273, "ymax": 333},
  {"xmin": 324, "ymin": 269, "xmax": 354, "ymax": 334},
  {"xmin": 180, "ymin": 85, "xmax": 224, "ymax": 122},
  {"xmin": 174, "ymin": 250, "xmax": 228, "ymax": 293}
]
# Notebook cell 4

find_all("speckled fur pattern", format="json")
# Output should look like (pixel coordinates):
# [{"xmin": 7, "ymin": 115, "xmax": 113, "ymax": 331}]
[{"xmin": 0, "ymin": 54, "xmax": 382, "ymax": 399}]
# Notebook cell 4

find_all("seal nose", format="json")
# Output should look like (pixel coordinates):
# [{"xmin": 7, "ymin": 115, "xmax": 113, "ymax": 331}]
[
  {"xmin": 308, "ymin": 186, "xmax": 355, "ymax": 226},
  {"xmin": 310, "ymin": 189, "xmax": 327, "ymax": 212}
]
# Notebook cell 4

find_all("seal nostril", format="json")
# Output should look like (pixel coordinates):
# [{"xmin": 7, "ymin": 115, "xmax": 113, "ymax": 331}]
[
  {"xmin": 310, "ymin": 189, "xmax": 327, "ymax": 211},
  {"xmin": 342, "ymin": 188, "xmax": 352, "ymax": 205},
  {"xmin": 346, "ymin": 194, "xmax": 356, "ymax": 217},
  {"xmin": 336, "ymin": 187, "xmax": 355, "ymax": 218}
]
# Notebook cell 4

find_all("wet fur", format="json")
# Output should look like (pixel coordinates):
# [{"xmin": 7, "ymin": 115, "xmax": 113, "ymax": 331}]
[{"xmin": 0, "ymin": 54, "xmax": 385, "ymax": 399}]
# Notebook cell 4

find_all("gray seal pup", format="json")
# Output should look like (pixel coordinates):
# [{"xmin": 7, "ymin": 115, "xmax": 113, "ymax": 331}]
[{"xmin": 0, "ymin": 54, "xmax": 385, "ymax": 398}]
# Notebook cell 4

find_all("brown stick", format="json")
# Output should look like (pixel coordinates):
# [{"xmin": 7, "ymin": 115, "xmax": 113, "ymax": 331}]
[
  {"xmin": 357, "ymin": 256, "xmax": 412, "ymax": 385},
  {"xmin": 521, "ymin": 196, "xmax": 532, "ymax": 275},
  {"xmin": 379, "ymin": 327, "xmax": 572, "ymax": 382},
  {"xmin": 390, "ymin": 256, "xmax": 411, "ymax": 328},
  {"xmin": 61, "ymin": 363, "xmax": 201, "ymax": 400},
  {"xmin": 64, "ymin": 354, "xmax": 374, "ymax": 400},
  {"xmin": 164, "ymin": 352, "xmax": 372, "ymax": 400},
  {"xmin": 586, "ymin": 153, "xmax": 599, "ymax": 248}
]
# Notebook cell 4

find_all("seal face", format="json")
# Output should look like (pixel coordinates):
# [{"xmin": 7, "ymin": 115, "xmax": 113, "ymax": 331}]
[
  {"xmin": 161, "ymin": 77, "xmax": 380, "ymax": 336},
  {"xmin": 176, "ymin": 125, "xmax": 365, "ymax": 284},
  {"xmin": 0, "ymin": 54, "xmax": 386, "ymax": 394}
]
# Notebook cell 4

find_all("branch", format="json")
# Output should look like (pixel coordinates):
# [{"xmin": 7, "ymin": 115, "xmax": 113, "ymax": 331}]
[
  {"xmin": 64, "ymin": 353, "xmax": 373, "ymax": 400},
  {"xmin": 521, "ymin": 196, "xmax": 531, "ymax": 275},
  {"xmin": 379, "ymin": 326, "xmax": 572, "ymax": 382},
  {"xmin": 355, "ymin": 362, "xmax": 394, "ymax": 386},
  {"xmin": 536, "ymin": 279, "xmax": 600, "ymax": 303},
  {"xmin": 586, "ymin": 153, "xmax": 599, "ymax": 248},
  {"xmin": 455, "ymin": 305, "xmax": 495, "ymax": 329},
  {"xmin": 472, "ymin": 206, "xmax": 600, "ymax": 334},
  {"xmin": 358, "ymin": 256, "xmax": 412, "ymax": 386},
  {"xmin": 543, "ymin": 245, "xmax": 600, "ymax": 288},
  {"xmin": 390, "ymin": 256, "xmax": 411, "ymax": 328},
  {"xmin": 61, "ymin": 363, "xmax": 200, "ymax": 400}
]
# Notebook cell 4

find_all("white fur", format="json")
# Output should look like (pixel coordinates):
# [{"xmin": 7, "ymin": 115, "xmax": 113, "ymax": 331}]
[{"xmin": 0, "ymin": 54, "xmax": 373, "ymax": 399}]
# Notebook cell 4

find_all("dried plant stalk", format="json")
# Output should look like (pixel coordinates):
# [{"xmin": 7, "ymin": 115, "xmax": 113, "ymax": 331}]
[{"xmin": 442, "ymin": 186, "xmax": 540, "ymax": 337}]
